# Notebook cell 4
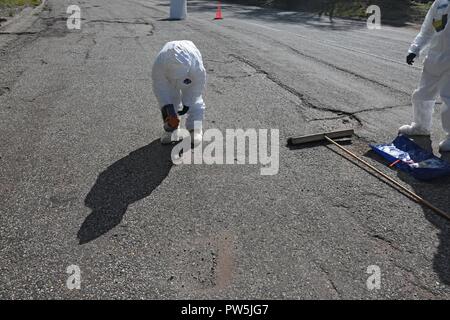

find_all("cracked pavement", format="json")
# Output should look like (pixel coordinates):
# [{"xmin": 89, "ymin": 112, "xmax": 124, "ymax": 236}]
[{"xmin": 1, "ymin": 0, "xmax": 450, "ymax": 299}]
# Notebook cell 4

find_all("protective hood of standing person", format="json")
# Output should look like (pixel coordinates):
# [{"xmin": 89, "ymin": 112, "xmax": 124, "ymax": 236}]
[{"xmin": 408, "ymin": 0, "xmax": 450, "ymax": 75}]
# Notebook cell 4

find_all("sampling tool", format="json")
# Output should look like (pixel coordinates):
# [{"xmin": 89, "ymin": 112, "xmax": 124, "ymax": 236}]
[{"xmin": 288, "ymin": 129, "xmax": 450, "ymax": 221}]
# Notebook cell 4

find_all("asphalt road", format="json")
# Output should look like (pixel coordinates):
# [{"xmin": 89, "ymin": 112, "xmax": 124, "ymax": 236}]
[{"xmin": 1, "ymin": 0, "xmax": 450, "ymax": 299}]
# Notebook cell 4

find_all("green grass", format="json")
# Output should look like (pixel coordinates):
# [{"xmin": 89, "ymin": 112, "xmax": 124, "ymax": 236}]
[
  {"xmin": 0, "ymin": 0, "xmax": 41, "ymax": 8},
  {"xmin": 411, "ymin": 0, "xmax": 433, "ymax": 12},
  {"xmin": 410, "ymin": 1, "xmax": 433, "ymax": 21},
  {"xmin": 0, "ymin": 0, "xmax": 40, "ymax": 17},
  {"xmin": 313, "ymin": 1, "xmax": 433, "ymax": 25},
  {"xmin": 0, "ymin": 0, "xmax": 41, "ymax": 17}
]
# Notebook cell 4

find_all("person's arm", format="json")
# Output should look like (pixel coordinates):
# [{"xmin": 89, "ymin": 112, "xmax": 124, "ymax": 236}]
[
  {"xmin": 409, "ymin": 2, "xmax": 438, "ymax": 56},
  {"xmin": 152, "ymin": 58, "xmax": 182, "ymax": 131},
  {"xmin": 152, "ymin": 57, "xmax": 173, "ymax": 107}
]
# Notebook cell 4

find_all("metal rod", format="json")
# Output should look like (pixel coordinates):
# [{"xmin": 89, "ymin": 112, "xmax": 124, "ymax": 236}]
[
  {"xmin": 288, "ymin": 129, "xmax": 355, "ymax": 145},
  {"xmin": 324, "ymin": 135, "xmax": 450, "ymax": 221}
]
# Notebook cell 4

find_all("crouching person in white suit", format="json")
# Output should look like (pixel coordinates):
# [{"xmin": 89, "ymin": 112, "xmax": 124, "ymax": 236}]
[
  {"xmin": 152, "ymin": 40, "xmax": 206, "ymax": 146},
  {"xmin": 400, "ymin": 0, "xmax": 450, "ymax": 151}
]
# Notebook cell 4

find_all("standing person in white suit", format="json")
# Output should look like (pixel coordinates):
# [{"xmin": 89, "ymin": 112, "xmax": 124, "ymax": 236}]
[
  {"xmin": 152, "ymin": 40, "xmax": 206, "ymax": 146},
  {"xmin": 400, "ymin": 0, "xmax": 450, "ymax": 151}
]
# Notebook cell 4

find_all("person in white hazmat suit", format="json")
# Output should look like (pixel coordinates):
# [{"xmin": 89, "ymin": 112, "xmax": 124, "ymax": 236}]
[
  {"xmin": 152, "ymin": 40, "xmax": 206, "ymax": 145},
  {"xmin": 399, "ymin": 0, "xmax": 450, "ymax": 151}
]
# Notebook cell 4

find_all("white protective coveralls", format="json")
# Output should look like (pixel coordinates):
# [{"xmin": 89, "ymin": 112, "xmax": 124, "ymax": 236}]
[
  {"xmin": 152, "ymin": 40, "xmax": 206, "ymax": 144},
  {"xmin": 399, "ymin": 0, "xmax": 450, "ymax": 151}
]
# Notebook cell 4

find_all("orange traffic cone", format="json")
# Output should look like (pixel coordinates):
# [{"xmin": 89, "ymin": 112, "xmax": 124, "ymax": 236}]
[{"xmin": 214, "ymin": 1, "xmax": 223, "ymax": 20}]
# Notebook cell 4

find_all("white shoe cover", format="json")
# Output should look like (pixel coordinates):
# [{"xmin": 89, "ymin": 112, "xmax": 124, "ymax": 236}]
[
  {"xmin": 160, "ymin": 130, "xmax": 173, "ymax": 144},
  {"xmin": 439, "ymin": 137, "xmax": 450, "ymax": 152},
  {"xmin": 161, "ymin": 129, "xmax": 183, "ymax": 145},
  {"xmin": 398, "ymin": 123, "xmax": 431, "ymax": 136}
]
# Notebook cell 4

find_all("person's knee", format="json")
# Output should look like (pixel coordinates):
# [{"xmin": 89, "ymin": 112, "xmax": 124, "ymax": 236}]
[
  {"xmin": 187, "ymin": 107, "xmax": 204, "ymax": 122},
  {"xmin": 440, "ymin": 92, "xmax": 450, "ymax": 105},
  {"xmin": 412, "ymin": 88, "xmax": 426, "ymax": 102},
  {"xmin": 413, "ymin": 87, "xmax": 438, "ymax": 103},
  {"xmin": 441, "ymin": 103, "xmax": 450, "ymax": 133},
  {"xmin": 185, "ymin": 105, "xmax": 204, "ymax": 129},
  {"xmin": 441, "ymin": 101, "xmax": 450, "ymax": 116}
]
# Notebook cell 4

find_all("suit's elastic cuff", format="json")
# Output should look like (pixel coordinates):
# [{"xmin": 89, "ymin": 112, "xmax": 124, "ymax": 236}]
[{"xmin": 408, "ymin": 46, "xmax": 420, "ymax": 56}]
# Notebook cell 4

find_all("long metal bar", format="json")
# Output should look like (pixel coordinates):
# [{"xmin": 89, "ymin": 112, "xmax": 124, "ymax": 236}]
[{"xmin": 324, "ymin": 135, "xmax": 450, "ymax": 221}]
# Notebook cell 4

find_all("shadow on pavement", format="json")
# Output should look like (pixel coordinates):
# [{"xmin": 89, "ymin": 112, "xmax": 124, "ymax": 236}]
[
  {"xmin": 78, "ymin": 139, "xmax": 174, "ymax": 244},
  {"xmin": 185, "ymin": 0, "xmax": 419, "ymax": 28},
  {"xmin": 183, "ymin": 0, "xmax": 363, "ymax": 31},
  {"xmin": 366, "ymin": 136, "xmax": 450, "ymax": 285},
  {"xmin": 219, "ymin": 0, "xmax": 413, "ymax": 27},
  {"xmin": 158, "ymin": 18, "xmax": 184, "ymax": 21}
]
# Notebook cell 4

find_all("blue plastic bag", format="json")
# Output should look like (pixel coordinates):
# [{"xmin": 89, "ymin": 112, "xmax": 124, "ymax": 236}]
[{"xmin": 370, "ymin": 135, "xmax": 450, "ymax": 181}]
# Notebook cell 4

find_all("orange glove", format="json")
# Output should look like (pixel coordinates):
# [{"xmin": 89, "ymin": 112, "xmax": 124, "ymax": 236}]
[{"xmin": 161, "ymin": 104, "xmax": 180, "ymax": 132}]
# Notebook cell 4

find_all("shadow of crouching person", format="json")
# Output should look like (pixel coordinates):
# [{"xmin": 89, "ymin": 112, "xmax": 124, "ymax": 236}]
[
  {"xmin": 78, "ymin": 139, "xmax": 174, "ymax": 244},
  {"xmin": 396, "ymin": 137, "xmax": 450, "ymax": 285},
  {"xmin": 429, "ymin": 151, "xmax": 450, "ymax": 285}
]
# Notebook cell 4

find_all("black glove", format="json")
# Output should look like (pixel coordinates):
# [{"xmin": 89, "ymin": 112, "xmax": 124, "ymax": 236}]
[
  {"xmin": 407, "ymin": 53, "xmax": 416, "ymax": 65},
  {"xmin": 178, "ymin": 105, "xmax": 189, "ymax": 116}
]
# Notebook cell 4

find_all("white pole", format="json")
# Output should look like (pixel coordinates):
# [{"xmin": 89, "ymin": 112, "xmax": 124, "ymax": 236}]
[{"xmin": 170, "ymin": 0, "xmax": 187, "ymax": 20}]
